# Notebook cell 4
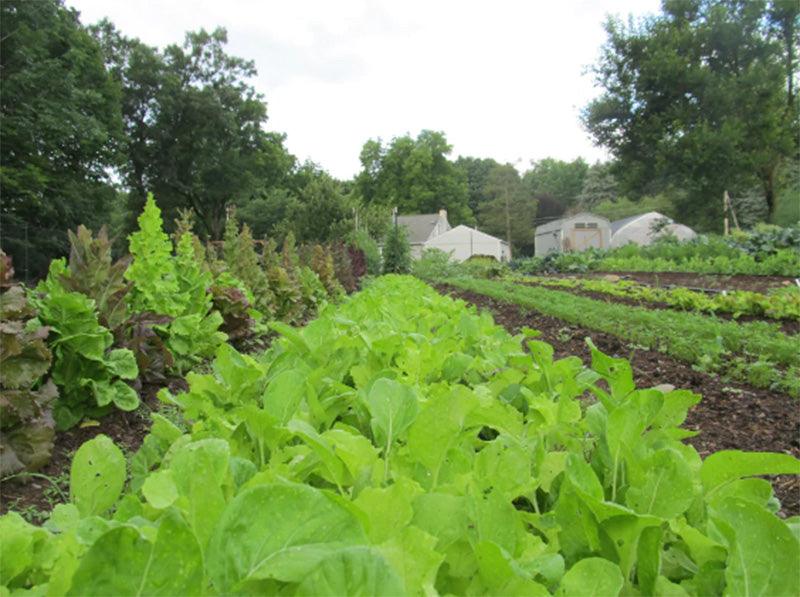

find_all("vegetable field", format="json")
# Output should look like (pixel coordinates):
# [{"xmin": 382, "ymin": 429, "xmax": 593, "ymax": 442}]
[{"xmin": 3, "ymin": 276, "xmax": 800, "ymax": 596}]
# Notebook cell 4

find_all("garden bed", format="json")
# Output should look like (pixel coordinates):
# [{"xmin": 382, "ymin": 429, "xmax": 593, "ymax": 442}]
[
  {"xmin": 437, "ymin": 284, "xmax": 800, "ymax": 517},
  {"xmin": 514, "ymin": 279, "xmax": 800, "ymax": 335},
  {"xmin": 549, "ymin": 271, "xmax": 798, "ymax": 293}
]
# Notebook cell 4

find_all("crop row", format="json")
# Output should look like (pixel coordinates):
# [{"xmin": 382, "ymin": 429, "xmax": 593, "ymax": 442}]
[
  {"xmin": 0, "ymin": 195, "xmax": 360, "ymax": 478},
  {"xmin": 2, "ymin": 275, "xmax": 799, "ymax": 596},
  {"xmin": 445, "ymin": 277, "xmax": 800, "ymax": 396},
  {"xmin": 508, "ymin": 275, "xmax": 800, "ymax": 321}
]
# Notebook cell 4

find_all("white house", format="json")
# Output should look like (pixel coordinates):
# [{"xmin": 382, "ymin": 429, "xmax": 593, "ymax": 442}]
[
  {"xmin": 396, "ymin": 210, "xmax": 451, "ymax": 258},
  {"xmin": 396, "ymin": 210, "xmax": 510, "ymax": 262},
  {"xmin": 610, "ymin": 212, "xmax": 697, "ymax": 248},
  {"xmin": 534, "ymin": 213, "xmax": 612, "ymax": 255},
  {"xmin": 425, "ymin": 225, "xmax": 511, "ymax": 262}
]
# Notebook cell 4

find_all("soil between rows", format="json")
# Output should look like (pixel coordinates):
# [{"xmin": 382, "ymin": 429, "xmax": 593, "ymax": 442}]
[
  {"xmin": 512, "ymin": 279, "xmax": 800, "ymax": 335},
  {"xmin": 545, "ymin": 271, "xmax": 798, "ymax": 293},
  {"xmin": 437, "ymin": 284, "xmax": 800, "ymax": 517}
]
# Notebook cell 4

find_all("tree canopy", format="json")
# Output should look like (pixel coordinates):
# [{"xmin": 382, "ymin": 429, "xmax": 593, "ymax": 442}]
[
  {"xmin": 355, "ymin": 131, "xmax": 474, "ymax": 225},
  {"xmin": 477, "ymin": 164, "xmax": 539, "ymax": 256},
  {"xmin": 92, "ymin": 23, "xmax": 295, "ymax": 240},
  {"xmin": 583, "ymin": 0, "xmax": 799, "ymax": 229},
  {"xmin": 0, "ymin": 0, "xmax": 123, "ymax": 281}
]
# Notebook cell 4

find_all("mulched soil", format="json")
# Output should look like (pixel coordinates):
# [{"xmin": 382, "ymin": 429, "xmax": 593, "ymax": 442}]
[
  {"xmin": 0, "ymin": 378, "xmax": 188, "ymax": 522},
  {"xmin": 437, "ymin": 284, "xmax": 800, "ymax": 517},
  {"xmin": 547, "ymin": 271, "xmax": 798, "ymax": 293},
  {"xmin": 515, "ymin": 279, "xmax": 800, "ymax": 335}
]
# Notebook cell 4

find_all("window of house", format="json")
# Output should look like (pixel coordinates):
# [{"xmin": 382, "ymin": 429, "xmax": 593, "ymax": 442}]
[
  {"xmin": 575, "ymin": 223, "xmax": 587, "ymax": 229},
  {"xmin": 587, "ymin": 223, "xmax": 598, "ymax": 229}
]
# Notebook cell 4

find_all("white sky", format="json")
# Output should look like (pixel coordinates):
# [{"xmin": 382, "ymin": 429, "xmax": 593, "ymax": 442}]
[{"xmin": 67, "ymin": 0, "xmax": 662, "ymax": 179}]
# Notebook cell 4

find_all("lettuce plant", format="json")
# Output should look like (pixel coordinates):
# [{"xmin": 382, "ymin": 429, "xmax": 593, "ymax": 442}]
[
  {"xmin": 0, "ymin": 254, "xmax": 58, "ymax": 475},
  {"xmin": 31, "ymin": 260, "xmax": 139, "ymax": 430}
]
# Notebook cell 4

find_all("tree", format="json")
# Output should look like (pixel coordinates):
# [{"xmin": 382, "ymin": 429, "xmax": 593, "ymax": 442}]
[
  {"xmin": 355, "ymin": 131, "xmax": 474, "ymax": 225},
  {"xmin": 1, "ymin": 0, "xmax": 123, "ymax": 280},
  {"xmin": 92, "ymin": 24, "xmax": 295, "ymax": 240},
  {"xmin": 382, "ymin": 224, "xmax": 411, "ymax": 274},
  {"xmin": 583, "ymin": 0, "xmax": 799, "ymax": 229},
  {"xmin": 577, "ymin": 162, "xmax": 620, "ymax": 207},
  {"xmin": 455, "ymin": 156, "xmax": 500, "ymax": 214},
  {"xmin": 523, "ymin": 158, "xmax": 589, "ymax": 210},
  {"xmin": 477, "ymin": 164, "xmax": 539, "ymax": 256}
]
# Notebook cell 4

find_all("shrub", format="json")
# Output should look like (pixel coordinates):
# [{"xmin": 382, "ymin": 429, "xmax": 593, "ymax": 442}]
[
  {"xmin": 412, "ymin": 248, "xmax": 457, "ymax": 281},
  {"xmin": 351, "ymin": 230, "xmax": 382, "ymax": 275},
  {"xmin": 382, "ymin": 225, "xmax": 411, "ymax": 274}
]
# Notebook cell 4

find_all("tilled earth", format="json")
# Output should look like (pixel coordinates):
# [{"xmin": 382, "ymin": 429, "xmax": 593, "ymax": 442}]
[{"xmin": 437, "ymin": 284, "xmax": 800, "ymax": 517}]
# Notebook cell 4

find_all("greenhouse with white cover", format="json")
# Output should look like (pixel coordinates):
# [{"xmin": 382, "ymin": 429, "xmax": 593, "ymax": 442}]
[{"xmin": 610, "ymin": 211, "xmax": 697, "ymax": 248}]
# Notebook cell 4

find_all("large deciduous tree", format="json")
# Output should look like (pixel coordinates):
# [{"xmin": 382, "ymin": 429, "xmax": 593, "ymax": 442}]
[
  {"xmin": 92, "ymin": 24, "xmax": 295, "ymax": 240},
  {"xmin": 583, "ymin": 0, "xmax": 799, "ymax": 229},
  {"xmin": 523, "ymin": 158, "xmax": 589, "ymax": 210},
  {"xmin": 1, "ymin": 0, "xmax": 123, "ymax": 281},
  {"xmin": 355, "ymin": 131, "xmax": 474, "ymax": 225}
]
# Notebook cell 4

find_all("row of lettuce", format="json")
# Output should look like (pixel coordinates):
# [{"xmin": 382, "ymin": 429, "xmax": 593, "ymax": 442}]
[
  {"xmin": 507, "ymin": 275, "xmax": 800, "ymax": 321},
  {"xmin": 0, "ymin": 195, "xmax": 363, "ymax": 477},
  {"xmin": 414, "ymin": 249, "xmax": 800, "ymax": 322},
  {"xmin": 441, "ymin": 277, "xmax": 800, "ymax": 397},
  {"xmin": 512, "ymin": 225, "xmax": 800, "ymax": 276},
  {"xmin": 2, "ymin": 276, "xmax": 799, "ymax": 596}
]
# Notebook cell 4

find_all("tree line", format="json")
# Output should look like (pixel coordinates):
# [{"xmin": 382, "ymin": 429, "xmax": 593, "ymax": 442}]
[{"xmin": 2, "ymin": 0, "xmax": 797, "ymax": 279}]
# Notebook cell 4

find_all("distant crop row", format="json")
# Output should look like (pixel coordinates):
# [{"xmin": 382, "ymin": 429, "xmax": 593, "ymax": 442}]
[
  {"xmin": 445, "ymin": 277, "xmax": 800, "ymax": 396},
  {"xmin": 509, "ymin": 274, "xmax": 800, "ymax": 321},
  {"xmin": 3, "ymin": 276, "xmax": 798, "ymax": 595}
]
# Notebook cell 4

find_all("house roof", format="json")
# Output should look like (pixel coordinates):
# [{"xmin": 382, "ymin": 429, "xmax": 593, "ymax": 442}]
[
  {"xmin": 426, "ymin": 225, "xmax": 509, "ymax": 247},
  {"xmin": 610, "ymin": 211, "xmax": 671, "ymax": 234},
  {"xmin": 535, "ymin": 212, "xmax": 610, "ymax": 234},
  {"xmin": 396, "ymin": 213, "xmax": 442, "ymax": 244}
]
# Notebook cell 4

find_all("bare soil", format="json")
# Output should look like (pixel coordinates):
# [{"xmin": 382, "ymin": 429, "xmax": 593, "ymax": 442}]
[
  {"xmin": 548, "ymin": 271, "xmax": 798, "ymax": 293},
  {"xmin": 437, "ymin": 284, "xmax": 800, "ymax": 517}
]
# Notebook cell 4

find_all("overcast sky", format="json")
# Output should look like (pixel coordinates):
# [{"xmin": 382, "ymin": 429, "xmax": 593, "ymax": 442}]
[{"xmin": 67, "ymin": 0, "xmax": 662, "ymax": 179}]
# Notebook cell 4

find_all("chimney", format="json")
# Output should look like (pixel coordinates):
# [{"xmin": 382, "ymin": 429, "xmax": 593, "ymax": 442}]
[{"xmin": 438, "ymin": 209, "xmax": 447, "ymax": 219}]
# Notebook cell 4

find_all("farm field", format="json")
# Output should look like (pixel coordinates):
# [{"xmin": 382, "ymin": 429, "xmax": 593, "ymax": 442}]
[
  {"xmin": 3, "ymin": 274, "xmax": 800, "ymax": 596},
  {"xmin": 441, "ymin": 276, "xmax": 800, "ymax": 396}
]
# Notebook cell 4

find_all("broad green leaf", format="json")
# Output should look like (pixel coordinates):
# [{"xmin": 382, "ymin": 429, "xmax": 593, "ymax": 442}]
[
  {"xmin": 354, "ymin": 477, "xmax": 421, "ymax": 543},
  {"xmin": 0, "ymin": 512, "xmax": 43, "ymax": 585},
  {"xmin": 701, "ymin": 450, "xmax": 800, "ymax": 496},
  {"xmin": 626, "ymin": 448, "xmax": 694, "ymax": 519},
  {"xmin": 362, "ymin": 378, "xmax": 418, "ymax": 459},
  {"xmin": 378, "ymin": 526, "xmax": 443, "ymax": 594},
  {"xmin": 208, "ymin": 483, "xmax": 366, "ymax": 592},
  {"xmin": 105, "ymin": 349, "xmax": 138, "ymax": 380},
  {"xmin": 636, "ymin": 526, "xmax": 663, "ymax": 595},
  {"xmin": 169, "ymin": 439, "xmax": 229, "ymax": 553},
  {"xmin": 295, "ymin": 546, "xmax": 404, "ymax": 597},
  {"xmin": 473, "ymin": 541, "xmax": 550, "ymax": 596},
  {"xmin": 110, "ymin": 380, "xmax": 139, "ymax": 411},
  {"xmin": 288, "ymin": 419, "xmax": 347, "ymax": 487},
  {"xmin": 710, "ymin": 497, "xmax": 800, "ymax": 597},
  {"xmin": 141, "ymin": 470, "xmax": 178, "ymax": 509},
  {"xmin": 412, "ymin": 493, "xmax": 469, "ymax": 550},
  {"xmin": 263, "ymin": 369, "xmax": 307, "ymax": 424},
  {"xmin": 407, "ymin": 385, "xmax": 474, "ymax": 486},
  {"xmin": 70, "ymin": 435, "xmax": 126, "ymax": 517},
  {"xmin": 556, "ymin": 557, "xmax": 624, "ymax": 597},
  {"xmin": 67, "ymin": 512, "xmax": 203, "ymax": 596}
]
